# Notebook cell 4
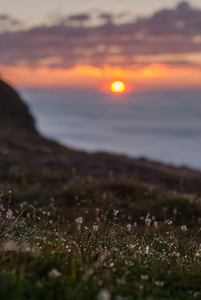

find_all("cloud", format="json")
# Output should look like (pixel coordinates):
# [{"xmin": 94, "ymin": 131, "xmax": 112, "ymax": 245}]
[
  {"xmin": 98, "ymin": 13, "xmax": 113, "ymax": 24},
  {"xmin": 0, "ymin": 2, "xmax": 201, "ymax": 69},
  {"xmin": 0, "ymin": 14, "xmax": 22, "ymax": 32},
  {"xmin": 62, "ymin": 13, "xmax": 91, "ymax": 26}
]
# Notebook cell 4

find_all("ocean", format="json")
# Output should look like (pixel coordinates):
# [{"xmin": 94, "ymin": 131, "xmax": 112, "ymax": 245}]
[{"xmin": 20, "ymin": 88, "xmax": 201, "ymax": 170}]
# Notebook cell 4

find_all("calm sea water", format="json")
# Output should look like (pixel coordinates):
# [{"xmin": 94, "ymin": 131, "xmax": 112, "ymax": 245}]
[{"xmin": 20, "ymin": 88, "xmax": 201, "ymax": 170}]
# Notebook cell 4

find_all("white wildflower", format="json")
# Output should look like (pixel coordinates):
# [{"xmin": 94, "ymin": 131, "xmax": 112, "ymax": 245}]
[
  {"xmin": 181, "ymin": 225, "xmax": 187, "ymax": 232},
  {"xmin": 113, "ymin": 210, "xmax": 119, "ymax": 217},
  {"xmin": 26, "ymin": 213, "xmax": 31, "ymax": 219},
  {"xmin": 141, "ymin": 275, "xmax": 149, "ymax": 280},
  {"xmin": 97, "ymin": 289, "xmax": 111, "ymax": 300},
  {"xmin": 93, "ymin": 225, "xmax": 99, "ymax": 233},
  {"xmin": 127, "ymin": 224, "xmax": 132, "ymax": 232},
  {"xmin": 48, "ymin": 269, "xmax": 62, "ymax": 279},
  {"xmin": 154, "ymin": 221, "xmax": 158, "ymax": 228},
  {"xmin": 154, "ymin": 280, "xmax": 164, "ymax": 287},
  {"xmin": 75, "ymin": 217, "xmax": 83, "ymax": 224},
  {"xmin": 6, "ymin": 209, "xmax": 13, "ymax": 220},
  {"xmin": 145, "ymin": 217, "xmax": 151, "ymax": 227},
  {"xmin": 145, "ymin": 245, "xmax": 150, "ymax": 254}
]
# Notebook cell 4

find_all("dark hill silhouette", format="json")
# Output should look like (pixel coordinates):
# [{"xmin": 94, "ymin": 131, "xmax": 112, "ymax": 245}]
[
  {"xmin": 0, "ymin": 79, "xmax": 36, "ymax": 132},
  {"xmin": 0, "ymin": 78, "xmax": 75, "ymax": 156},
  {"xmin": 0, "ymin": 78, "xmax": 201, "ymax": 194}
]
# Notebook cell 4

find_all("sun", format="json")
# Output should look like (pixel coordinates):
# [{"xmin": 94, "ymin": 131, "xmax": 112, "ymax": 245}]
[{"xmin": 111, "ymin": 81, "xmax": 126, "ymax": 93}]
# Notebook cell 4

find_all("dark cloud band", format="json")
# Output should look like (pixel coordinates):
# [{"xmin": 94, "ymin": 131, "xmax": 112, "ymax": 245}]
[{"xmin": 0, "ymin": 1, "xmax": 201, "ymax": 68}]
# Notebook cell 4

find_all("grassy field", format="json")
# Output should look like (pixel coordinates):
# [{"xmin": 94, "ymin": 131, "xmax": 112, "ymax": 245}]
[{"xmin": 1, "ymin": 177, "xmax": 201, "ymax": 300}]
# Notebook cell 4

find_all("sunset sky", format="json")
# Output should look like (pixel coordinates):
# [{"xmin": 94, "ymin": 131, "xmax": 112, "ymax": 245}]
[{"xmin": 1, "ymin": 1, "xmax": 201, "ymax": 92}]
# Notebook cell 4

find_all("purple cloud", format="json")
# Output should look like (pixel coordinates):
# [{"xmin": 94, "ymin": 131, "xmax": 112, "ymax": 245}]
[{"xmin": 0, "ymin": 2, "xmax": 201, "ymax": 68}]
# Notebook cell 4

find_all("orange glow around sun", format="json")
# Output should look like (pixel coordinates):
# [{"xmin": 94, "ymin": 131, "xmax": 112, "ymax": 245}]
[
  {"xmin": 111, "ymin": 81, "xmax": 126, "ymax": 93},
  {"xmin": 1, "ymin": 63, "xmax": 201, "ymax": 92}
]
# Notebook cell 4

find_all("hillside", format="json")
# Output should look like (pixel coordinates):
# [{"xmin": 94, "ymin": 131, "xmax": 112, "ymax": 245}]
[{"xmin": 0, "ymin": 78, "xmax": 201, "ymax": 197}]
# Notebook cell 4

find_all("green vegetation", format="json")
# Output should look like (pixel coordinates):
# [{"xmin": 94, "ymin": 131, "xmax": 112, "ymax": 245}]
[{"xmin": 1, "ymin": 181, "xmax": 201, "ymax": 300}]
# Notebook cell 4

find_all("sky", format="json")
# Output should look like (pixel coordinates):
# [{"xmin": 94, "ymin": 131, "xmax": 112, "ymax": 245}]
[
  {"xmin": 1, "ymin": 0, "xmax": 201, "ymax": 91},
  {"xmin": 1, "ymin": 0, "xmax": 201, "ymax": 26}
]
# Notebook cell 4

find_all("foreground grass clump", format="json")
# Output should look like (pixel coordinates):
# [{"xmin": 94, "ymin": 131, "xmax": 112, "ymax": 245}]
[{"xmin": 0, "ymin": 193, "xmax": 201, "ymax": 300}]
